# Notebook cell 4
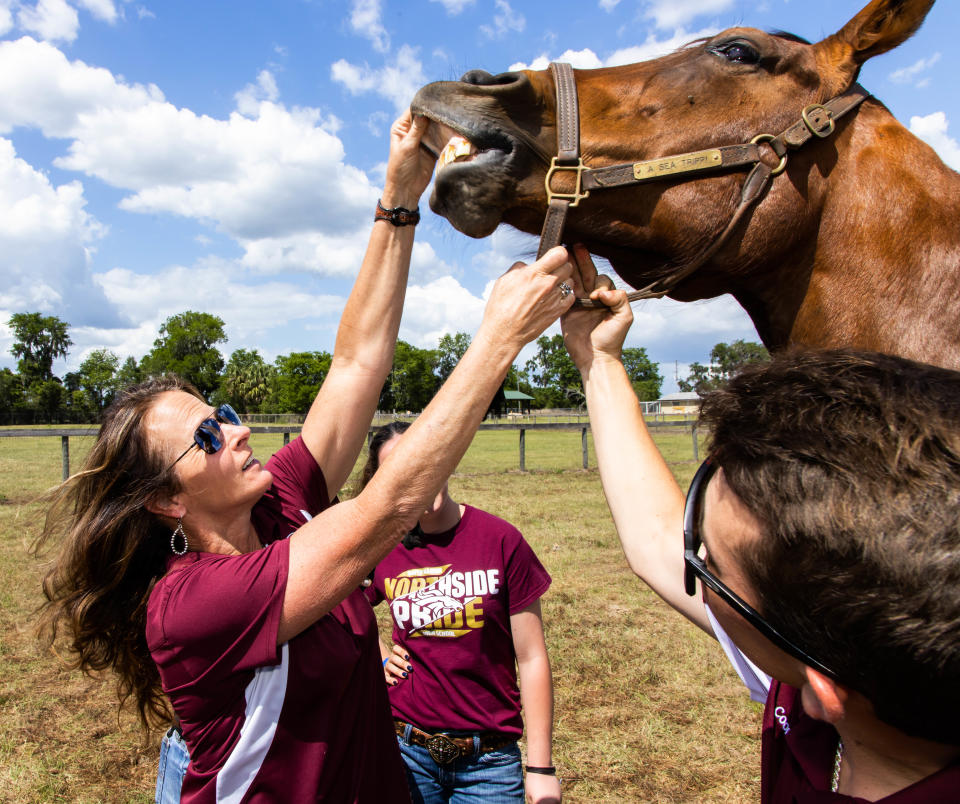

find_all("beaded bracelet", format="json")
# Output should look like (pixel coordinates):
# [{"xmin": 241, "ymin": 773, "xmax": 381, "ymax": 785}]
[{"xmin": 374, "ymin": 199, "xmax": 420, "ymax": 226}]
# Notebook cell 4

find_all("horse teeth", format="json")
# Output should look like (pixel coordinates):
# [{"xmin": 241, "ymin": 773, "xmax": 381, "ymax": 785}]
[{"xmin": 436, "ymin": 136, "xmax": 475, "ymax": 173}]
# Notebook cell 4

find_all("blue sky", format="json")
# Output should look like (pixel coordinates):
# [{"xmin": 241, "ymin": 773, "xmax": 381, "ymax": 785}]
[{"xmin": 1, "ymin": 0, "xmax": 957, "ymax": 393}]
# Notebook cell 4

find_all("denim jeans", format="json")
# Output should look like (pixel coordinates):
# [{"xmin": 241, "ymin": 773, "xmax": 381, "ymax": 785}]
[
  {"xmin": 397, "ymin": 724, "xmax": 524, "ymax": 803},
  {"xmin": 155, "ymin": 726, "xmax": 189, "ymax": 804}
]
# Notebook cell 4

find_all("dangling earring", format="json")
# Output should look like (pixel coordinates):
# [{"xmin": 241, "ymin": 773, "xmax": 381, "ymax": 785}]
[{"xmin": 170, "ymin": 518, "xmax": 188, "ymax": 555}]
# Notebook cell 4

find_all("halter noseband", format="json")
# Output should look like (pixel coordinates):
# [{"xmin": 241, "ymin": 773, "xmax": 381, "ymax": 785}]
[{"xmin": 538, "ymin": 62, "xmax": 871, "ymax": 307}]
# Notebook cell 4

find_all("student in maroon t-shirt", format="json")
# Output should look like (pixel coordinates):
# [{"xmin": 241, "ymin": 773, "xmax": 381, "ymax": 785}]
[
  {"xmin": 35, "ymin": 109, "xmax": 581, "ymax": 802},
  {"xmin": 358, "ymin": 421, "xmax": 562, "ymax": 804},
  {"xmin": 560, "ymin": 247, "xmax": 960, "ymax": 802}
]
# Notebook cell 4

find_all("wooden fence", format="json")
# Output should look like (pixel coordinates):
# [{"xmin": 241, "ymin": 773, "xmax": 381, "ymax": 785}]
[{"xmin": 0, "ymin": 421, "xmax": 701, "ymax": 481}]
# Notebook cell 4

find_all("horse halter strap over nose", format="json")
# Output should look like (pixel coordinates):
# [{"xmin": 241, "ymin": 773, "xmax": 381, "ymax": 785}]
[{"xmin": 538, "ymin": 62, "xmax": 871, "ymax": 308}]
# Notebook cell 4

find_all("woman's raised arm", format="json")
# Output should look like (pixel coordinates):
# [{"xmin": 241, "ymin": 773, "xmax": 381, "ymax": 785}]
[
  {"xmin": 561, "ymin": 246, "xmax": 711, "ymax": 634},
  {"xmin": 279, "ymin": 248, "xmax": 576, "ymax": 643},
  {"xmin": 300, "ymin": 111, "xmax": 436, "ymax": 500}
]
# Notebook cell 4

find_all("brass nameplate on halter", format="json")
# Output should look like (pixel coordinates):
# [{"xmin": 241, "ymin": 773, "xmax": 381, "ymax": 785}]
[{"xmin": 633, "ymin": 149, "xmax": 722, "ymax": 180}]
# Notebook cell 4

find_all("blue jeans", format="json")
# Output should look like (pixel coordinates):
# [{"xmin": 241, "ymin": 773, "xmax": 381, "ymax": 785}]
[
  {"xmin": 155, "ymin": 726, "xmax": 189, "ymax": 804},
  {"xmin": 397, "ymin": 724, "xmax": 524, "ymax": 803}
]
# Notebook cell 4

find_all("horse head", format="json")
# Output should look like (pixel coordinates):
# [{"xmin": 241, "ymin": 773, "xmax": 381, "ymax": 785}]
[{"xmin": 412, "ymin": 0, "xmax": 960, "ymax": 365}]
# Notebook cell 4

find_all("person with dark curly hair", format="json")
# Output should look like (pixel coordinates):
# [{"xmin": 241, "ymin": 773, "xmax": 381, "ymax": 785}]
[
  {"xmin": 560, "ymin": 246, "xmax": 960, "ymax": 802},
  {"xmin": 34, "ymin": 109, "xmax": 577, "ymax": 804}
]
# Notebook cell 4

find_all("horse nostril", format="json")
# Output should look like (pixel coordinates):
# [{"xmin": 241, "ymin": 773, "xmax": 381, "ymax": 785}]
[
  {"xmin": 460, "ymin": 70, "xmax": 526, "ymax": 88},
  {"xmin": 460, "ymin": 69, "xmax": 495, "ymax": 85}
]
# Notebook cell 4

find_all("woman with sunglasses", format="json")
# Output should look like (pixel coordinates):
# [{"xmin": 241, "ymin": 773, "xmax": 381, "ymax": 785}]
[
  {"xmin": 36, "ymin": 110, "xmax": 578, "ymax": 804},
  {"xmin": 559, "ymin": 247, "xmax": 960, "ymax": 802}
]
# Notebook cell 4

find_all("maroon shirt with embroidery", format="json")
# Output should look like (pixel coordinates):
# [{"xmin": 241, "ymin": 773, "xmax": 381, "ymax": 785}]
[
  {"xmin": 366, "ymin": 504, "xmax": 551, "ymax": 736},
  {"xmin": 146, "ymin": 437, "xmax": 410, "ymax": 803},
  {"xmin": 762, "ymin": 681, "xmax": 960, "ymax": 803}
]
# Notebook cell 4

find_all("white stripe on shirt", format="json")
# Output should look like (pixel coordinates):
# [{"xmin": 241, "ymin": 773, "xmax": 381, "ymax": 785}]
[{"xmin": 216, "ymin": 641, "xmax": 290, "ymax": 803}]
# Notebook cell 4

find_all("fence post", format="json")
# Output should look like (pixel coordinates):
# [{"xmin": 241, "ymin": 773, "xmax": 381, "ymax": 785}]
[
  {"xmin": 519, "ymin": 428, "xmax": 526, "ymax": 472},
  {"xmin": 691, "ymin": 423, "xmax": 699, "ymax": 463},
  {"xmin": 283, "ymin": 432, "xmax": 290, "ymax": 446},
  {"xmin": 61, "ymin": 435, "xmax": 70, "ymax": 481},
  {"xmin": 581, "ymin": 427, "xmax": 588, "ymax": 469}
]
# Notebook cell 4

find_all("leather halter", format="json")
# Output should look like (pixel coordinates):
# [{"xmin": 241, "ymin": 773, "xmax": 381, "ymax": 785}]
[{"xmin": 538, "ymin": 62, "xmax": 871, "ymax": 308}]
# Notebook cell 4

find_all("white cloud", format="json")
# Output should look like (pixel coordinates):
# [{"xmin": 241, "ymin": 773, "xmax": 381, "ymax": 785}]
[
  {"xmin": 349, "ymin": 0, "xmax": 390, "ymax": 53},
  {"xmin": 238, "ymin": 228, "xmax": 373, "ymax": 278},
  {"xmin": 480, "ymin": 0, "xmax": 524, "ymax": 40},
  {"xmin": 605, "ymin": 27, "xmax": 718, "ymax": 65},
  {"xmin": 599, "ymin": 0, "xmax": 621, "ymax": 10},
  {"xmin": 510, "ymin": 48, "xmax": 603, "ymax": 71},
  {"xmin": 0, "ymin": 3, "xmax": 13, "ymax": 35},
  {"xmin": 16, "ymin": 0, "xmax": 79, "ymax": 42},
  {"xmin": 75, "ymin": 0, "xmax": 117, "ymax": 23},
  {"xmin": 468, "ymin": 226, "xmax": 540, "ymax": 279},
  {"xmin": 331, "ymin": 44, "xmax": 427, "ymax": 112},
  {"xmin": 94, "ymin": 263, "xmax": 347, "ymax": 345},
  {"xmin": 509, "ymin": 27, "xmax": 717, "ymax": 72},
  {"xmin": 365, "ymin": 110, "xmax": 391, "ymax": 137},
  {"xmin": 399, "ymin": 276, "xmax": 487, "ymax": 348},
  {"xmin": 889, "ymin": 53, "xmax": 940, "ymax": 87},
  {"xmin": 409, "ymin": 239, "xmax": 462, "ymax": 285},
  {"xmin": 0, "ymin": 136, "xmax": 120, "ymax": 328},
  {"xmin": 644, "ymin": 0, "xmax": 733, "ymax": 30},
  {"xmin": 234, "ymin": 69, "xmax": 279, "ymax": 117},
  {"xmin": 428, "ymin": 0, "xmax": 474, "ymax": 14},
  {"xmin": 909, "ymin": 111, "xmax": 960, "ymax": 171},
  {"xmin": 0, "ymin": 38, "xmax": 379, "ymax": 261}
]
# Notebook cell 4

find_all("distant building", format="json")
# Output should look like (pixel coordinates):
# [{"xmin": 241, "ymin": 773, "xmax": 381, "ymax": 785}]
[
  {"xmin": 504, "ymin": 388, "xmax": 535, "ymax": 413},
  {"xmin": 657, "ymin": 392, "xmax": 701, "ymax": 414}
]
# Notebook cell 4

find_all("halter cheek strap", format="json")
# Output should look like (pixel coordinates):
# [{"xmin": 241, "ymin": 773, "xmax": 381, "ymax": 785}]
[{"xmin": 538, "ymin": 61, "xmax": 871, "ymax": 307}]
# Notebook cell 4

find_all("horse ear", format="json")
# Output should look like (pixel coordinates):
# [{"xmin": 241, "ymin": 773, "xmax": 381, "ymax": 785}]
[{"xmin": 814, "ymin": 0, "xmax": 935, "ymax": 91}]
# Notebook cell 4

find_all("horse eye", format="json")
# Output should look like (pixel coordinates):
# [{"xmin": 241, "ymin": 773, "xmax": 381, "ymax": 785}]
[{"xmin": 712, "ymin": 41, "xmax": 760, "ymax": 65}]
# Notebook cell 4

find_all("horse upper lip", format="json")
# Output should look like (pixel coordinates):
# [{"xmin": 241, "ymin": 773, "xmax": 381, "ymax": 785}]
[{"xmin": 415, "ymin": 108, "xmax": 514, "ymax": 159}]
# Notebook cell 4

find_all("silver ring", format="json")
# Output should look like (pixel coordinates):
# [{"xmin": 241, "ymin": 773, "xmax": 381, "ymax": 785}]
[{"xmin": 559, "ymin": 282, "xmax": 573, "ymax": 300}]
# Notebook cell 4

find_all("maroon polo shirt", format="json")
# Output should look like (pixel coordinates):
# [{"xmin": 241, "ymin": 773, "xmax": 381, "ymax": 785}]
[
  {"xmin": 762, "ymin": 681, "xmax": 960, "ymax": 803},
  {"xmin": 147, "ymin": 437, "xmax": 410, "ymax": 803}
]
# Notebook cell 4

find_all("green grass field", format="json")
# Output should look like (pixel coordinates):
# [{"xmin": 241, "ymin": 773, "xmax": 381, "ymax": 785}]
[{"xmin": 0, "ymin": 426, "xmax": 759, "ymax": 803}]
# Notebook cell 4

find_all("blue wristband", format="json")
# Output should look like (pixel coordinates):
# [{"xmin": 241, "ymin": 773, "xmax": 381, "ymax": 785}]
[{"xmin": 382, "ymin": 657, "xmax": 389, "ymax": 668}]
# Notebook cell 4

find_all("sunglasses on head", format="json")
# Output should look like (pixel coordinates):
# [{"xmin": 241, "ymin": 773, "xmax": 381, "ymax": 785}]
[
  {"xmin": 168, "ymin": 404, "xmax": 243, "ymax": 469},
  {"xmin": 683, "ymin": 457, "xmax": 841, "ymax": 682}
]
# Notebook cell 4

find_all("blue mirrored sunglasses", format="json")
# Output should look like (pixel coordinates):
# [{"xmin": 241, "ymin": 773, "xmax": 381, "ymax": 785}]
[{"xmin": 168, "ymin": 404, "xmax": 242, "ymax": 469}]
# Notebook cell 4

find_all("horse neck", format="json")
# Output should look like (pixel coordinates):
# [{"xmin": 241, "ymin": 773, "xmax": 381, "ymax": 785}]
[{"xmin": 741, "ymin": 101, "xmax": 960, "ymax": 369}]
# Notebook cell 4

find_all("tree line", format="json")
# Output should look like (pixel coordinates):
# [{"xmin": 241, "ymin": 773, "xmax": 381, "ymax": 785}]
[{"xmin": 2, "ymin": 310, "xmax": 668, "ymax": 424}]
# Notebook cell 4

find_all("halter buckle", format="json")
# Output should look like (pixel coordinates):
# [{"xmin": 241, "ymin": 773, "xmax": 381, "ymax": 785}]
[
  {"xmin": 801, "ymin": 104, "xmax": 835, "ymax": 138},
  {"xmin": 545, "ymin": 157, "xmax": 590, "ymax": 208}
]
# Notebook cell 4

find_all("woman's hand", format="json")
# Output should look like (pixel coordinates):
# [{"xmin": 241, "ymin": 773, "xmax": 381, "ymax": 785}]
[
  {"xmin": 561, "ymin": 244, "xmax": 633, "ymax": 374},
  {"xmin": 382, "ymin": 110, "xmax": 436, "ymax": 210},
  {"xmin": 477, "ymin": 246, "xmax": 576, "ymax": 352},
  {"xmin": 526, "ymin": 771, "xmax": 562, "ymax": 804},
  {"xmin": 382, "ymin": 643, "xmax": 413, "ymax": 687}
]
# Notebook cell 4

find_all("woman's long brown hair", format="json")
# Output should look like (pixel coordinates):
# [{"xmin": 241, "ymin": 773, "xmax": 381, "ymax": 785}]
[{"xmin": 35, "ymin": 376, "xmax": 201, "ymax": 735}]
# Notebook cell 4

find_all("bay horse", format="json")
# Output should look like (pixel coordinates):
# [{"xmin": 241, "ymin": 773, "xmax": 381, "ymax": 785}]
[{"xmin": 411, "ymin": 0, "xmax": 960, "ymax": 369}]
